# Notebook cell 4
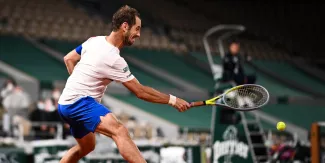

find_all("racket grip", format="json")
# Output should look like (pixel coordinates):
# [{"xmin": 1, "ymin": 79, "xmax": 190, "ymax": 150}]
[{"xmin": 190, "ymin": 101, "xmax": 206, "ymax": 107}]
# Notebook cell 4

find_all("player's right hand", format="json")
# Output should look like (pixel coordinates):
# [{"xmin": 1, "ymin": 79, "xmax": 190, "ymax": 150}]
[{"xmin": 174, "ymin": 98, "xmax": 191, "ymax": 112}]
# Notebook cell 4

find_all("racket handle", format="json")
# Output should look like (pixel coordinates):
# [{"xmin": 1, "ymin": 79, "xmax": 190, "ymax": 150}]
[{"xmin": 190, "ymin": 101, "xmax": 206, "ymax": 107}]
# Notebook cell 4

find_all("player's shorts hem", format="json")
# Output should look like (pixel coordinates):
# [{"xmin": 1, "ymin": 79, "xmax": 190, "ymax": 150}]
[{"xmin": 90, "ymin": 111, "xmax": 110, "ymax": 133}]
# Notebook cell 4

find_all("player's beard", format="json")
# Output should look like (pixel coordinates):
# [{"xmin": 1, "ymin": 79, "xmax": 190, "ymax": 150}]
[{"xmin": 123, "ymin": 30, "xmax": 133, "ymax": 46}]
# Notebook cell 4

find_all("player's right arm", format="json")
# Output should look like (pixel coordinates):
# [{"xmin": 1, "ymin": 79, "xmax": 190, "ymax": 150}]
[
  {"xmin": 64, "ymin": 38, "xmax": 92, "ymax": 75},
  {"xmin": 106, "ymin": 57, "xmax": 190, "ymax": 112},
  {"xmin": 63, "ymin": 49, "xmax": 81, "ymax": 75},
  {"xmin": 123, "ymin": 78, "xmax": 190, "ymax": 112}
]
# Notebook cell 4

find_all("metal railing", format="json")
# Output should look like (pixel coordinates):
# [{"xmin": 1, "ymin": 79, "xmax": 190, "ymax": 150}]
[{"xmin": 12, "ymin": 121, "xmax": 64, "ymax": 142}]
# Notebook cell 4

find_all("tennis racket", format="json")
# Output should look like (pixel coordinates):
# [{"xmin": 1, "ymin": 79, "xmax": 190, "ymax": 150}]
[{"xmin": 191, "ymin": 84, "xmax": 269, "ymax": 111}]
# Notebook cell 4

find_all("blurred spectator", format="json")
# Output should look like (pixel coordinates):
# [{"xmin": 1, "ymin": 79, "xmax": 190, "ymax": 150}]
[
  {"xmin": 156, "ymin": 127, "xmax": 164, "ymax": 138},
  {"xmin": 320, "ymin": 135, "xmax": 325, "ymax": 163},
  {"xmin": 0, "ymin": 79, "xmax": 17, "ymax": 121},
  {"xmin": 115, "ymin": 111, "xmax": 160, "ymax": 140},
  {"xmin": 0, "ymin": 79, "xmax": 17, "ymax": 100},
  {"xmin": 2, "ymin": 84, "xmax": 31, "ymax": 136},
  {"xmin": 52, "ymin": 88, "xmax": 61, "ymax": 103},
  {"xmin": 271, "ymin": 143, "xmax": 295, "ymax": 162},
  {"xmin": 29, "ymin": 87, "xmax": 63, "ymax": 140},
  {"xmin": 294, "ymin": 141, "xmax": 310, "ymax": 162},
  {"xmin": 30, "ymin": 97, "xmax": 62, "ymax": 139},
  {"xmin": 222, "ymin": 42, "xmax": 255, "ymax": 85},
  {"xmin": 144, "ymin": 122, "xmax": 153, "ymax": 140},
  {"xmin": 30, "ymin": 99, "xmax": 47, "ymax": 139},
  {"xmin": 268, "ymin": 132, "xmax": 311, "ymax": 163}
]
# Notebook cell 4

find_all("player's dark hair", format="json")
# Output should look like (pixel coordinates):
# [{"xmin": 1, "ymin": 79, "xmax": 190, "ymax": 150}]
[{"xmin": 112, "ymin": 5, "xmax": 140, "ymax": 32}]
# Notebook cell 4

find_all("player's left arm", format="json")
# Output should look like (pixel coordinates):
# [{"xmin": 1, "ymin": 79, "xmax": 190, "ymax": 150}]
[{"xmin": 63, "ymin": 49, "xmax": 81, "ymax": 75}]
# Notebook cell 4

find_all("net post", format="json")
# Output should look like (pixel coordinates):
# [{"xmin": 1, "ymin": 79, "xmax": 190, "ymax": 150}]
[{"xmin": 311, "ymin": 122, "xmax": 320, "ymax": 163}]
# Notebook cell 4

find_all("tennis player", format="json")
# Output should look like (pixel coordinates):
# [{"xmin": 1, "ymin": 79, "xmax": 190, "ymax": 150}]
[{"xmin": 57, "ymin": 5, "xmax": 190, "ymax": 163}]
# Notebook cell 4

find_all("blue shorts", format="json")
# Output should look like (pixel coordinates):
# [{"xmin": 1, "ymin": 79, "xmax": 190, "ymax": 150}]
[{"xmin": 58, "ymin": 96, "xmax": 111, "ymax": 138}]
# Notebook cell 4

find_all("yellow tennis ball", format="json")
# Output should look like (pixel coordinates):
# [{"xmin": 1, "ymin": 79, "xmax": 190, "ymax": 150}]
[{"xmin": 277, "ymin": 122, "xmax": 286, "ymax": 131}]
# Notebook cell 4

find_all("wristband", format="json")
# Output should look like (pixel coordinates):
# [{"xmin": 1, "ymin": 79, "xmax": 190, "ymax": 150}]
[{"xmin": 168, "ymin": 94, "xmax": 177, "ymax": 106}]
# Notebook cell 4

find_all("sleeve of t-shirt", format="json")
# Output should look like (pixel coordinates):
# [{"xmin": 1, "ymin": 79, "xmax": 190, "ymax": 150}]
[
  {"xmin": 75, "ymin": 37, "xmax": 94, "ymax": 55},
  {"xmin": 106, "ymin": 57, "xmax": 135, "ymax": 83}
]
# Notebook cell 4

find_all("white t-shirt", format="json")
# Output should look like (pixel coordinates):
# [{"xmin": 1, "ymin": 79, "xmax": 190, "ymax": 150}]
[{"xmin": 58, "ymin": 36, "xmax": 135, "ymax": 105}]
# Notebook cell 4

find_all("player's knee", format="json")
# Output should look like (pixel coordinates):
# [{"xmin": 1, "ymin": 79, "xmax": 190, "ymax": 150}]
[
  {"xmin": 109, "ymin": 114, "xmax": 129, "ymax": 137},
  {"xmin": 79, "ymin": 144, "xmax": 95, "ymax": 157},
  {"xmin": 114, "ymin": 124, "xmax": 130, "ymax": 138}
]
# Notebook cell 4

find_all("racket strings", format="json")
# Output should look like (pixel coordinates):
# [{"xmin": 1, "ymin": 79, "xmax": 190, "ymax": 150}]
[{"xmin": 224, "ymin": 85, "xmax": 268, "ymax": 109}]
